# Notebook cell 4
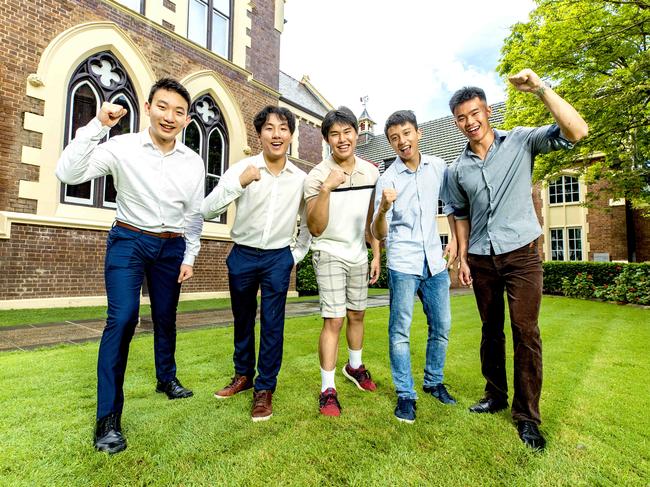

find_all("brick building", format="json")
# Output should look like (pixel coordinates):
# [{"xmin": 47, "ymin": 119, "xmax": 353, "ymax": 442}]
[
  {"xmin": 355, "ymin": 104, "xmax": 650, "ymax": 264},
  {"xmin": 0, "ymin": 0, "xmax": 330, "ymax": 309}
]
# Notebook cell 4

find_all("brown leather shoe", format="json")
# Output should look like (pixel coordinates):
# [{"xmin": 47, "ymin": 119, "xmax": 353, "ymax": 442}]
[
  {"xmin": 214, "ymin": 374, "xmax": 253, "ymax": 399},
  {"xmin": 251, "ymin": 390, "xmax": 273, "ymax": 422}
]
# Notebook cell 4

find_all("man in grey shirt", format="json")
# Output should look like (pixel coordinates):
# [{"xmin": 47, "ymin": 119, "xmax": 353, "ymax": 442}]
[{"xmin": 446, "ymin": 68, "xmax": 588, "ymax": 450}]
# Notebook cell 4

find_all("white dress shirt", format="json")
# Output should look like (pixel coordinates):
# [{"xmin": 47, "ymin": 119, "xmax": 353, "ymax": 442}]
[
  {"xmin": 56, "ymin": 117, "xmax": 205, "ymax": 266},
  {"xmin": 201, "ymin": 153, "xmax": 311, "ymax": 263}
]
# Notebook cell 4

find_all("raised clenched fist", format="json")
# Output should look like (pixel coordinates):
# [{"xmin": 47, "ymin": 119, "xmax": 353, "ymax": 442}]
[
  {"xmin": 322, "ymin": 167, "xmax": 346, "ymax": 191},
  {"xmin": 239, "ymin": 163, "xmax": 261, "ymax": 188},
  {"xmin": 380, "ymin": 187, "xmax": 397, "ymax": 213},
  {"xmin": 98, "ymin": 101, "xmax": 128, "ymax": 128},
  {"xmin": 508, "ymin": 68, "xmax": 545, "ymax": 94}
]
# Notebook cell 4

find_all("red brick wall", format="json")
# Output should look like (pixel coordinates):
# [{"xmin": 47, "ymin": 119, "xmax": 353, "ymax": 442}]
[
  {"xmin": 585, "ymin": 181, "xmax": 629, "ymax": 261},
  {"xmin": 298, "ymin": 120, "xmax": 323, "ymax": 164},
  {"xmin": 0, "ymin": 224, "xmax": 297, "ymax": 300},
  {"xmin": 247, "ymin": 0, "xmax": 280, "ymax": 90}
]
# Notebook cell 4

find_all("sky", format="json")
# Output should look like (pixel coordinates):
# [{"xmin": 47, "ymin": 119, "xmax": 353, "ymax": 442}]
[{"xmin": 280, "ymin": 0, "xmax": 536, "ymax": 130}]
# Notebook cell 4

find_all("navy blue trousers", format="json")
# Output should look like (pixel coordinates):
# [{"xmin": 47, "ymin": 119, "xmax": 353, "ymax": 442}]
[
  {"xmin": 97, "ymin": 225, "xmax": 185, "ymax": 420},
  {"xmin": 227, "ymin": 244, "xmax": 294, "ymax": 392}
]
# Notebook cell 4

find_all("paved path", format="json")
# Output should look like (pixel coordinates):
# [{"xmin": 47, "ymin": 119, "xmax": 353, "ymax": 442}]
[{"xmin": 0, "ymin": 289, "xmax": 473, "ymax": 352}]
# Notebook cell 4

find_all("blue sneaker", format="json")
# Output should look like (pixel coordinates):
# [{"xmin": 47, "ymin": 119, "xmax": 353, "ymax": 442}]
[
  {"xmin": 394, "ymin": 397, "xmax": 416, "ymax": 424},
  {"xmin": 423, "ymin": 383, "xmax": 457, "ymax": 405}
]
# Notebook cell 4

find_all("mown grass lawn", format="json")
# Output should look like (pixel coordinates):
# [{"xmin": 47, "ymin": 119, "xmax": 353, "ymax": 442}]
[{"xmin": 1, "ymin": 295, "xmax": 648, "ymax": 486}]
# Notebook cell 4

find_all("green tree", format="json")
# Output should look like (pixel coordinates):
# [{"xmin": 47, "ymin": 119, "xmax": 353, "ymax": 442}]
[{"xmin": 498, "ymin": 0, "xmax": 650, "ymax": 210}]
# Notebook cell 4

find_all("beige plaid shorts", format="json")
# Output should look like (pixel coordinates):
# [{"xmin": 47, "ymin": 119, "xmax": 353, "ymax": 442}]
[{"xmin": 312, "ymin": 250, "xmax": 368, "ymax": 318}]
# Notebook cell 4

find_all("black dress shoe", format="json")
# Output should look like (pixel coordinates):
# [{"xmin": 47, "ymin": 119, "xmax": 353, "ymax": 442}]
[
  {"xmin": 94, "ymin": 413, "xmax": 127, "ymax": 454},
  {"xmin": 156, "ymin": 378, "xmax": 194, "ymax": 399},
  {"xmin": 517, "ymin": 421, "xmax": 546, "ymax": 450},
  {"xmin": 468, "ymin": 397, "xmax": 508, "ymax": 414}
]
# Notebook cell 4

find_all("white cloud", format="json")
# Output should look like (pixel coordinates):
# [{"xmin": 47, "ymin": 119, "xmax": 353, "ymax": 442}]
[{"xmin": 280, "ymin": 0, "xmax": 535, "ymax": 129}]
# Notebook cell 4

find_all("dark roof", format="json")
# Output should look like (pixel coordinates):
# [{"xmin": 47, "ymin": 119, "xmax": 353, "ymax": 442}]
[
  {"xmin": 356, "ymin": 101, "xmax": 505, "ymax": 165},
  {"xmin": 279, "ymin": 71, "xmax": 329, "ymax": 118},
  {"xmin": 359, "ymin": 107, "xmax": 374, "ymax": 122}
]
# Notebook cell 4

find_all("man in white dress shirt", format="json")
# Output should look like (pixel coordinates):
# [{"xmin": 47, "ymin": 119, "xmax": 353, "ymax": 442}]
[
  {"xmin": 56, "ymin": 78, "xmax": 204, "ymax": 454},
  {"xmin": 202, "ymin": 106, "xmax": 311, "ymax": 422}
]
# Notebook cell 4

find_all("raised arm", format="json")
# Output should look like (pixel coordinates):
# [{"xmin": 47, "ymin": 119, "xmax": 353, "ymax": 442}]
[
  {"xmin": 55, "ymin": 101, "xmax": 126, "ymax": 184},
  {"xmin": 201, "ymin": 162, "xmax": 260, "ymax": 220},
  {"xmin": 508, "ymin": 68, "xmax": 588, "ymax": 143}
]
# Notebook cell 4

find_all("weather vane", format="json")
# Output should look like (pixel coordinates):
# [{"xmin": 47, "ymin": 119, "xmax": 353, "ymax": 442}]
[{"xmin": 360, "ymin": 95, "xmax": 368, "ymax": 110}]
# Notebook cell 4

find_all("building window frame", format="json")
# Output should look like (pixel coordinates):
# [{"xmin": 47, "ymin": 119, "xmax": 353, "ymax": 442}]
[
  {"xmin": 183, "ymin": 93, "xmax": 229, "ymax": 223},
  {"xmin": 440, "ymin": 234, "xmax": 449, "ymax": 250},
  {"xmin": 187, "ymin": 0, "xmax": 233, "ymax": 59},
  {"xmin": 549, "ymin": 227, "xmax": 583, "ymax": 261},
  {"xmin": 549, "ymin": 175, "xmax": 580, "ymax": 205},
  {"xmin": 61, "ymin": 51, "xmax": 139, "ymax": 209}
]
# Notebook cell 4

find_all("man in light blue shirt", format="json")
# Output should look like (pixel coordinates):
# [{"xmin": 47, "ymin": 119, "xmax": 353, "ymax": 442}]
[{"xmin": 372, "ymin": 110, "xmax": 456, "ymax": 423}]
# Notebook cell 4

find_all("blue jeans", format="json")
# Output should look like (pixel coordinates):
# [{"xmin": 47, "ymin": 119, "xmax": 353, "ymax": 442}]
[
  {"xmin": 388, "ymin": 263, "xmax": 451, "ymax": 399},
  {"xmin": 97, "ymin": 225, "xmax": 185, "ymax": 419}
]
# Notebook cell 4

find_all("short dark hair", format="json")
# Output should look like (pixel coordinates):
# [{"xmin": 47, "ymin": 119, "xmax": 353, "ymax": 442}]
[
  {"xmin": 384, "ymin": 110, "xmax": 418, "ymax": 138},
  {"xmin": 148, "ymin": 78, "xmax": 192, "ymax": 110},
  {"xmin": 321, "ymin": 106, "xmax": 358, "ymax": 139},
  {"xmin": 253, "ymin": 106, "xmax": 296, "ymax": 134},
  {"xmin": 448, "ymin": 87, "xmax": 487, "ymax": 114}
]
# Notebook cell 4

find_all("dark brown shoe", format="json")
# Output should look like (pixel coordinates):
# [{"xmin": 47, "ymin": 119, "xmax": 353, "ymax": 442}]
[
  {"xmin": 214, "ymin": 374, "xmax": 253, "ymax": 399},
  {"xmin": 251, "ymin": 390, "xmax": 273, "ymax": 422}
]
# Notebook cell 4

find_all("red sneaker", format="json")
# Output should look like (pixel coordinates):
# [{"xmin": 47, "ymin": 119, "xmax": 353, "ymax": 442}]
[
  {"xmin": 342, "ymin": 363, "xmax": 377, "ymax": 391},
  {"xmin": 319, "ymin": 388, "xmax": 341, "ymax": 417}
]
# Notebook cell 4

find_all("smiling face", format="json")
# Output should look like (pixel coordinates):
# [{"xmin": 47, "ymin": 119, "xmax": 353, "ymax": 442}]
[
  {"xmin": 326, "ymin": 122, "xmax": 358, "ymax": 164},
  {"xmin": 258, "ymin": 113, "xmax": 292, "ymax": 164},
  {"xmin": 453, "ymin": 96, "xmax": 493, "ymax": 144},
  {"xmin": 144, "ymin": 88, "xmax": 190, "ymax": 150},
  {"xmin": 386, "ymin": 122, "xmax": 422, "ymax": 167}
]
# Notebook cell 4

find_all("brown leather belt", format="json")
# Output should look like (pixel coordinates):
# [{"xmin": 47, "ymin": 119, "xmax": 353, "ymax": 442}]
[{"xmin": 114, "ymin": 220, "xmax": 182, "ymax": 239}]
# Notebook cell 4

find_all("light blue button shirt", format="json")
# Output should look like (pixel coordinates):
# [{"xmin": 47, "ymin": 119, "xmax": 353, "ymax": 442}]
[
  {"xmin": 374, "ymin": 154, "xmax": 452, "ymax": 276},
  {"xmin": 446, "ymin": 125, "xmax": 573, "ymax": 255}
]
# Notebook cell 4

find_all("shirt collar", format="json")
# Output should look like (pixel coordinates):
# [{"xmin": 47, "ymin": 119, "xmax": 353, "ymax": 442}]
[
  {"xmin": 140, "ymin": 127, "xmax": 186, "ymax": 154},
  {"xmin": 326, "ymin": 155, "xmax": 365, "ymax": 174},
  {"xmin": 463, "ymin": 128, "xmax": 505, "ymax": 159},
  {"xmin": 255, "ymin": 153, "xmax": 296, "ymax": 174},
  {"xmin": 394, "ymin": 153, "xmax": 428, "ymax": 174}
]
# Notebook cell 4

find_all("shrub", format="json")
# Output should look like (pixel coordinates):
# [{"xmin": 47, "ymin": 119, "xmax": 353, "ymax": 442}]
[
  {"xmin": 595, "ymin": 264, "xmax": 650, "ymax": 305},
  {"xmin": 543, "ymin": 262, "xmax": 623, "ymax": 294},
  {"xmin": 561, "ymin": 272, "xmax": 596, "ymax": 299},
  {"xmin": 548, "ymin": 261, "xmax": 650, "ymax": 305}
]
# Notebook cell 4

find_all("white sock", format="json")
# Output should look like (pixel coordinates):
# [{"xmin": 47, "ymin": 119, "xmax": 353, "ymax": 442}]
[
  {"xmin": 348, "ymin": 348, "xmax": 363, "ymax": 369},
  {"xmin": 321, "ymin": 367, "xmax": 336, "ymax": 392}
]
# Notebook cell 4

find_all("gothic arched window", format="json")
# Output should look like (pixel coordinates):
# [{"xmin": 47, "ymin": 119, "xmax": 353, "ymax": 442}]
[
  {"xmin": 62, "ymin": 51, "xmax": 139, "ymax": 208},
  {"xmin": 183, "ymin": 93, "xmax": 229, "ymax": 223}
]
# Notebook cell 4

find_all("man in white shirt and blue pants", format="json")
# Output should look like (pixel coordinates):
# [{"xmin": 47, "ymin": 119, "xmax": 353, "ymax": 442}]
[
  {"xmin": 56, "ymin": 79, "xmax": 205, "ymax": 454},
  {"xmin": 202, "ymin": 106, "xmax": 311, "ymax": 422}
]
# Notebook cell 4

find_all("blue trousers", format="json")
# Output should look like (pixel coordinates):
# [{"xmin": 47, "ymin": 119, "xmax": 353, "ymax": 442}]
[
  {"xmin": 96, "ymin": 225, "xmax": 185, "ymax": 420},
  {"xmin": 226, "ymin": 244, "xmax": 294, "ymax": 392}
]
